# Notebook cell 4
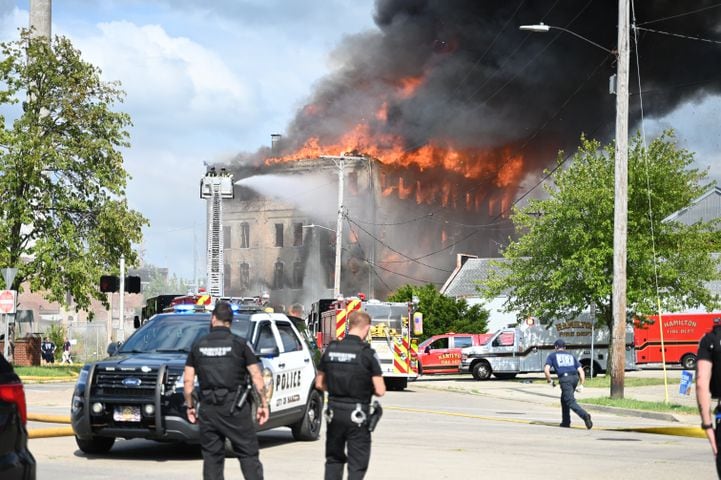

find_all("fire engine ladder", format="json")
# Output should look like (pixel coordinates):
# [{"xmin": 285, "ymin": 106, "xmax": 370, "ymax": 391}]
[{"xmin": 206, "ymin": 182, "xmax": 223, "ymax": 297}]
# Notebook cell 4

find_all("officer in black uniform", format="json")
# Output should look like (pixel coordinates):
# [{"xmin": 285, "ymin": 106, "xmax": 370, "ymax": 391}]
[
  {"xmin": 184, "ymin": 301, "xmax": 270, "ymax": 480},
  {"xmin": 315, "ymin": 309, "xmax": 386, "ymax": 480},
  {"xmin": 696, "ymin": 318, "xmax": 721, "ymax": 478}
]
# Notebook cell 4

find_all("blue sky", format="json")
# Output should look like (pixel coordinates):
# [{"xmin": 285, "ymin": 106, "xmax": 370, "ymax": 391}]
[
  {"xmin": 1, "ymin": 1, "xmax": 719, "ymax": 282},
  {"xmin": 1, "ymin": 0, "xmax": 377, "ymax": 281}
]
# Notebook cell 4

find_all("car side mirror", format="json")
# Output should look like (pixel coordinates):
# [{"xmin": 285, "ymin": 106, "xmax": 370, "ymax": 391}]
[
  {"xmin": 258, "ymin": 346, "xmax": 280, "ymax": 358},
  {"xmin": 424, "ymin": 346, "xmax": 431, "ymax": 354},
  {"xmin": 133, "ymin": 315, "xmax": 140, "ymax": 329},
  {"xmin": 107, "ymin": 341, "xmax": 121, "ymax": 356}
]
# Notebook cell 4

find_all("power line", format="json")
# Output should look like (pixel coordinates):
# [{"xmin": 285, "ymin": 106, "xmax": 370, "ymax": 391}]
[
  {"xmin": 345, "ymin": 213, "xmax": 452, "ymax": 273},
  {"xmin": 637, "ymin": 3, "xmax": 721, "ymax": 26},
  {"xmin": 343, "ymin": 219, "xmax": 392, "ymax": 292},
  {"xmin": 350, "ymin": 207, "xmax": 443, "ymax": 226},
  {"xmin": 635, "ymin": 26, "xmax": 721, "ymax": 46}
]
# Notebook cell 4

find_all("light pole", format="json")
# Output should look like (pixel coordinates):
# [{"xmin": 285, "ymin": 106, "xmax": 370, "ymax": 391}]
[
  {"xmin": 318, "ymin": 154, "xmax": 367, "ymax": 299},
  {"xmin": 520, "ymin": 0, "xmax": 629, "ymax": 398}
]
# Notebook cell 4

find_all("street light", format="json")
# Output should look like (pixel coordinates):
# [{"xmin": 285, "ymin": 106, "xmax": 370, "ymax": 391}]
[{"xmin": 520, "ymin": 1, "xmax": 629, "ymax": 399}]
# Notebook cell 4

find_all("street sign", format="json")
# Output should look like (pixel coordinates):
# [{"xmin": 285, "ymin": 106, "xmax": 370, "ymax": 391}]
[
  {"xmin": 0, "ymin": 290, "xmax": 16, "ymax": 314},
  {"xmin": 1, "ymin": 268, "xmax": 17, "ymax": 290}
]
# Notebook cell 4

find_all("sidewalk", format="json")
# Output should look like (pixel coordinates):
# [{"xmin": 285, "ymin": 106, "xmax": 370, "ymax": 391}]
[{"xmin": 411, "ymin": 372, "xmax": 699, "ymax": 426}]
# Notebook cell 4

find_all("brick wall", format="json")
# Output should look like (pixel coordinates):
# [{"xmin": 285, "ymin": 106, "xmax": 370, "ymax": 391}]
[{"xmin": 0, "ymin": 336, "xmax": 41, "ymax": 366}]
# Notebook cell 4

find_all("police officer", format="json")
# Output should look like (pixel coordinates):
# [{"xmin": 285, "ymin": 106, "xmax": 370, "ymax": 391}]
[
  {"xmin": 696, "ymin": 318, "xmax": 721, "ymax": 478},
  {"xmin": 184, "ymin": 301, "xmax": 270, "ymax": 480},
  {"xmin": 544, "ymin": 339, "xmax": 592, "ymax": 429},
  {"xmin": 315, "ymin": 310, "xmax": 386, "ymax": 480}
]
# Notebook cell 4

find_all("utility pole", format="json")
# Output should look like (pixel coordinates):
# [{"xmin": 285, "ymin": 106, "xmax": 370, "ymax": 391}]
[
  {"xmin": 29, "ymin": 0, "xmax": 51, "ymax": 40},
  {"xmin": 119, "ymin": 255, "xmax": 125, "ymax": 341},
  {"xmin": 334, "ymin": 158, "xmax": 344, "ymax": 299},
  {"xmin": 611, "ymin": 0, "xmax": 630, "ymax": 399}
]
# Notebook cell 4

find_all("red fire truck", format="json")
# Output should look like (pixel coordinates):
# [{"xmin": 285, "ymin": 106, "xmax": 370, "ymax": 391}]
[
  {"xmin": 634, "ymin": 312, "xmax": 721, "ymax": 369},
  {"xmin": 311, "ymin": 296, "xmax": 420, "ymax": 391}
]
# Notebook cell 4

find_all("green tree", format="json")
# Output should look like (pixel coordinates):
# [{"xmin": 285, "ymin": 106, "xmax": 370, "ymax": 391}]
[
  {"xmin": 141, "ymin": 268, "xmax": 188, "ymax": 299},
  {"xmin": 387, "ymin": 284, "xmax": 489, "ymax": 340},
  {"xmin": 480, "ymin": 132, "xmax": 720, "ymax": 398},
  {"xmin": 0, "ymin": 31, "xmax": 147, "ymax": 309}
]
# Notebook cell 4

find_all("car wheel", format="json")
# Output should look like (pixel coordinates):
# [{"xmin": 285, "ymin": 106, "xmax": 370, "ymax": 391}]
[
  {"xmin": 681, "ymin": 353, "xmax": 697, "ymax": 370},
  {"xmin": 472, "ymin": 361, "xmax": 491, "ymax": 381},
  {"xmin": 492, "ymin": 372, "xmax": 517, "ymax": 380},
  {"xmin": 291, "ymin": 389, "xmax": 323, "ymax": 441},
  {"xmin": 75, "ymin": 435, "xmax": 115, "ymax": 454}
]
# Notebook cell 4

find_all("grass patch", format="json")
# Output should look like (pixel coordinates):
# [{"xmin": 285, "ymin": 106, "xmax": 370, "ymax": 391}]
[
  {"xmin": 582, "ymin": 376, "xmax": 672, "ymax": 388},
  {"xmin": 14, "ymin": 365, "xmax": 83, "ymax": 377},
  {"xmin": 581, "ymin": 396, "xmax": 697, "ymax": 415}
]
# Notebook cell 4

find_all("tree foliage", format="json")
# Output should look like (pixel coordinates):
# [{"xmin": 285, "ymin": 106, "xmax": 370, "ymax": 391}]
[
  {"xmin": 141, "ymin": 268, "xmax": 188, "ymax": 299},
  {"xmin": 481, "ymin": 132, "xmax": 720, "ymax": 331},
  {"xmin": 0, "ymin": 31, "xmax": 147, "ymax": 309},
  {"xmin": 387, "ymin": 284, "xmax": 489, "ymax": 340}
]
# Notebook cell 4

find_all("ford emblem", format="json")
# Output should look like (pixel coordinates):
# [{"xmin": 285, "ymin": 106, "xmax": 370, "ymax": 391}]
[{"xmin": 122, "ymin": 377, "xmax": 142, "ymax": 387}]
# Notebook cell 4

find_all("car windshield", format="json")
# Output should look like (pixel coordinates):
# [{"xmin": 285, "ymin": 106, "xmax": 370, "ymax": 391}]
[
  {"xmin": 365, "ymin": 304, "xmax": 407, "ymax": 330},
  {"xmin": 119, "ymin": 314, "xmax": 252, "ymax": 353}
]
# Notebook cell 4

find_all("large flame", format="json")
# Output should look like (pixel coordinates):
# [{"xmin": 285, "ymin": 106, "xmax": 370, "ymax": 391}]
[{"xmin": 265, "ymin": 73, "xmax": 526, "ymax": 211}]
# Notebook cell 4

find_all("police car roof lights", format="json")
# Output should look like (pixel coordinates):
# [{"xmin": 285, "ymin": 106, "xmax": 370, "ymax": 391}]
[{"xmin": 173, "ymin": 304, "xmax": 201, "ymax": 313}]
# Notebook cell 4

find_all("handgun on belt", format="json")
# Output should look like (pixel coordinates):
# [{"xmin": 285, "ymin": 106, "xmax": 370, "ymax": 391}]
[
  {"xmin": 230, "ymin": 383, "xmax": 252, "ymax": 414},
  {"xmin": 367, "ymin": 400, "xmax": 383, "ymax": 432}
]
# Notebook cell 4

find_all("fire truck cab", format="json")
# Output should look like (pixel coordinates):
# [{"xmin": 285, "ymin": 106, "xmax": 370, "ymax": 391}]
[{"xmin": 314, "ymin": 297, "xmax": 419, "ymax": 391}]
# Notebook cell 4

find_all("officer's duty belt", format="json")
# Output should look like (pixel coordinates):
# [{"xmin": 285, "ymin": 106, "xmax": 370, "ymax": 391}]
[
  {"xmin": 560, "ymin": 372, "xmax": 578, "ymax": 377},
  {"xmin": 328, "ymin": 400, "xmax": 370, "ymax": 411}
]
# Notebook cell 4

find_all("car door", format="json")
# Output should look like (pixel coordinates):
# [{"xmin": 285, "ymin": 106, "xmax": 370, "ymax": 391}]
[
  {"xmin": 273, "ymin": 319, "xmax": 313, "ymax": 413},
  {"xmin": 252, "ymin": 320, "xmax": 294, "ymax": 417},
  {"xmin": 491, "ymin": 330, "xmax": 520, "ymax": 372},
  {"xmin": 421, "ymin": 336, "xmax": 450, "ymax": 373}
]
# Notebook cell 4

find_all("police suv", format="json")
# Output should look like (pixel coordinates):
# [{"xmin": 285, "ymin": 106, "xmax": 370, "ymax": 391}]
[{"xmin": 70, "ymin": 305, "xmax": 323, "ymax": 454}]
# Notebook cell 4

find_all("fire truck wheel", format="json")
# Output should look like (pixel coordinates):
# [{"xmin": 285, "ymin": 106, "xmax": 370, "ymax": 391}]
[
  {"xmin": 76, "ymin": 435, "xmax": 115, "ymax": 454},
  {"xmin": 472, "ymin": 361, "xmax": 492, "ymax": 381},
  {"xmin": 291, "ymin": 389, "xmax": 323, "ymax": 441},
  {"xmin": 681, "ymin": 354, "xmax": 697, "ymax": 370},
  {"xmin": 384, "ymin": 377, "xmax": 408, "ymax": 391}
]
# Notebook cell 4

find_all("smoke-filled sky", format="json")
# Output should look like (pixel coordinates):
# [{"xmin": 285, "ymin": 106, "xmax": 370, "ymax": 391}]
[{"xmin": 1, "ymin": 0, "xmax": 720, "ymax": 281}]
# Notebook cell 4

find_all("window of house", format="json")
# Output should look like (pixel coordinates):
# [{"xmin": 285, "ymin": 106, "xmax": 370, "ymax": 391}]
[
  {"xmin": 223, "ymin": 263, "xmax": 231, "ymax": 292},
  {"xmin": 275, "ymin": 223, "xmax": 284, "ymax": 248},
  {"xmin": 292, "ymin": 260, "xmax": 303, "ymax": 289},
  {"xmin": 223, "ymin": 226, "xmax": 231, "ymax": 249},
  {"xmin": 273, "ymin": 261, "xmax": 284, "ymax": 289},
  {"xmin": 240, "ymin": 222, "xmax": 250, "ymax": 248},
  {"xmin": 240, "ymin": 262, "xmax": 250, "ymax": 291},
  {"xmin": 293, "ymin": 222, "xmax": 303, "ymax": 247}
]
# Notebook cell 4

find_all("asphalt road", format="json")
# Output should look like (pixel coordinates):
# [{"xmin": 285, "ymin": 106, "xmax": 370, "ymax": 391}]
[{"xmin": 25, "ymin": 379, "xmax": 715, "ymax": 479}]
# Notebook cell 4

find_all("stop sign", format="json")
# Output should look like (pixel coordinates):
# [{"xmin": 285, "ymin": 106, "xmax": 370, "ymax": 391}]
[{"xmin": 0, "ymin": 290, "xmax": 16, "ymax": 314}]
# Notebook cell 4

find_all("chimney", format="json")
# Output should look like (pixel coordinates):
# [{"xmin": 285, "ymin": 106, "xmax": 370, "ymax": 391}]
[
  {"xmin": 29, "ymin": 0, "xmax": 51, "ymax": 41},
  {"xmin": 271, "ymin": 134, "xmax": 282, "ymax": 154}
]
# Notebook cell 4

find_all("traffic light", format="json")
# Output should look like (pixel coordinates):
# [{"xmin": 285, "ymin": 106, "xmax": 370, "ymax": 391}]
[
  {"xmin": 100, "ymin": 275, "xmax": 119, "ymax": 293},
  {"xmin": 125, "ymin": 276, "xmax": 141, "ymax": 294}
]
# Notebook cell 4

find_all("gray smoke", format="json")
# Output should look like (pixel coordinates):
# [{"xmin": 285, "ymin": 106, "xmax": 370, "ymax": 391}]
[{"xmin": 232, "ymin": 0, "xmax": 721, "ymax": 172}]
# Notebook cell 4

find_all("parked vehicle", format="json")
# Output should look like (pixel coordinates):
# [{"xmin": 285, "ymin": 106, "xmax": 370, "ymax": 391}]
[
  {"xmin": 417, "ymin": 333, "xmax": 492, "ymax": 374},
  {"xmin": 0, "ymin": 353, "xmax": 36, "ymax": 479},
  {"xmin": 71, "ymin": 305, "xmax": 322, "ymax": 454},
  {"xmin": 460, "ymin": 316, "xmax": 636, "ymax": 380},
  {"xmin": 634, "ymin": 312, "xmax": 721, "ymax": 370}
]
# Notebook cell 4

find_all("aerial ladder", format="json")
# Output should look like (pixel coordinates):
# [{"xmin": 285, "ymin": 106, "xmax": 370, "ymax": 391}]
[{"xmin": 200, "ymin": 167, "xmax": 234, "ymax": 297}]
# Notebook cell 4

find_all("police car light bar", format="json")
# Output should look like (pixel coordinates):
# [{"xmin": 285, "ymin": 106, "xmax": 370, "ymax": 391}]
[{"xmin": 174, "ymin": 304, "xmax": 200, "ymax": 313}]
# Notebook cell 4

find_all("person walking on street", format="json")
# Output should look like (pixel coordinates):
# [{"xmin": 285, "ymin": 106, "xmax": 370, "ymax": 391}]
[
  {"xmin": 184, "ymin": 301, "xmax": 270, "ymax": 480},
  {"xmin": 315, "ymin": 310, "xmax": 386, "ymax": 480},
  {"xmin": 696, "ymin": 317, "xmax": 721, "ymax": 478},
  {"xmin": 544, "ymin": 339, "xmax": 592, "ymax": 429}
]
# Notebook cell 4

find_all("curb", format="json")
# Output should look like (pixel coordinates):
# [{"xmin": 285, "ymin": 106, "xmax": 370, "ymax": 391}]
[
  {"xmin": 20, "ymin": 376, "xmax": 77, "ymax": 384},
  {"xmin": 578, "ymin": 403, "xmax": 681, "ymax": 422},
  {"xmin": 28, "ymin": 426, "xmax": 74, "ymax": 439},
  {"xmin": 28, "ymin": 413, "xmax": 71, "ymax": 424}
]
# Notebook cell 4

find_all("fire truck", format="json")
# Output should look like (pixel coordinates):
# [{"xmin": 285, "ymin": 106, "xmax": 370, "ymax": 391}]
[
  {"xmin": 634, "ymin": 312, "xmax": 721, "ymax": 369},
  {"xmin": 312, "ymin": 297, "xmax": 420, "ymax": 391}
]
